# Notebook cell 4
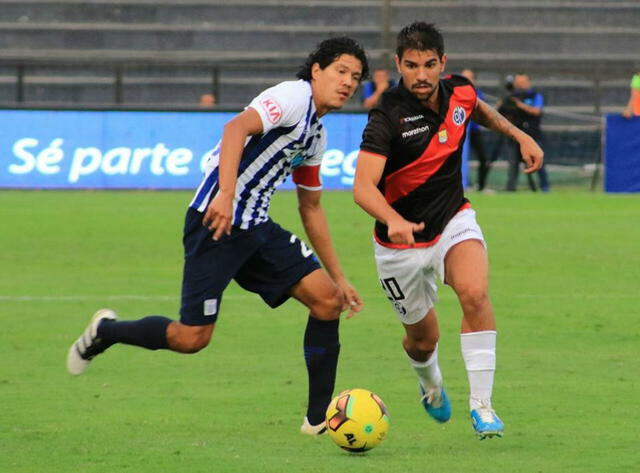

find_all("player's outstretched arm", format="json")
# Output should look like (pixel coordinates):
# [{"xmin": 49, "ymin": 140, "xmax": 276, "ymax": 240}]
[
  {"xmin": 472, "ymin": 99, "xmax": 544, "ymax": 173},
  {"xmin": 353, "ymin": 151, "xmax": 424, "ymax": 245},
  {"xmin": 296, "ymin": 187, "xmax": 363, "ymax": 318},
  {"xmin": 203, "ymin": 108, "xmax": 264, "ymax": 240}
]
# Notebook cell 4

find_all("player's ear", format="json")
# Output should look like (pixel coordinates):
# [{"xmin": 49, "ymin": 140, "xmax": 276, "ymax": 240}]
[
  {"xmin": 440, "ymin": 53, "xmax": 448, "ymax": 72},
  {"xmin": 311, "ymin": 62, "xmax": 321, "ymax": 81},
  {"xmin": 394, "ymin": 55, "xmax": 401, "ymax": 74}
]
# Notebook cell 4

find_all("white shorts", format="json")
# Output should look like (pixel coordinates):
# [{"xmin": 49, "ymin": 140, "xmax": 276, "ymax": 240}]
[{"xmin": 373, "ymin": 208, "xmax": 486, "ymax": 325}]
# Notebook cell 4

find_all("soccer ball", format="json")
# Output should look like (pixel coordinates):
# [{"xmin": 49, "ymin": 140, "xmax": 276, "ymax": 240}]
[{"xmin": 325, "ymin": 388, "xmax": 390, "ymax": 452}]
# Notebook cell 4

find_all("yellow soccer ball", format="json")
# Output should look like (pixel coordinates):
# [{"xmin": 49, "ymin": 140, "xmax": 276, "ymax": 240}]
[{"xmin": 325, "ymin": 388, "xmax": 390, "ymax": 452}]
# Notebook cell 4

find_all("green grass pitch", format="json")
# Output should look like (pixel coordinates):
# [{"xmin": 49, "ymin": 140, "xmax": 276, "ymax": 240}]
[{"xmin": 1, "ymin": 189, "xmax": 638, "ymax": 473}]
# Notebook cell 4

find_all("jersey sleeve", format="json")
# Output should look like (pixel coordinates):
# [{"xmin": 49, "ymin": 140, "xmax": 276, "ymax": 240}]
[
  {"xmin": 247, "ymin": 81, "xmax": 308, "ymax": 134},
  {"xmin": 292, "ymin": 128, "xmax": 326, "ymax": 191},
  {"xmin": 359, "ymin": 109, "xmax": 394, "ymax": 158},
  {"xmin": 631, "ymin": 74, "xmax": 640, "ymax": 90}
]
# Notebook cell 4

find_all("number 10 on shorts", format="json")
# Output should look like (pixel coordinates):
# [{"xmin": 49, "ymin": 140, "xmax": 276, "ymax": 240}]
[{"xmin": 380, "ymin": 277, "xmax": 405, "ymax": 301}]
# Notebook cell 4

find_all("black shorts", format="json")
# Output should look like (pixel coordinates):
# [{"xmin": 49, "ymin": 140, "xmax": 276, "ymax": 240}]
[{"xmin": 179, "ymin": 208, "xmax": 321, "ymax": 326}]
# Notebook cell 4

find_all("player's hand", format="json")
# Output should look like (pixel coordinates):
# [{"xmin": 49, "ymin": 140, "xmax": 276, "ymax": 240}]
[
  {"xmin": 519, "ymin": 134, "xmax": 544, "ymax": 174},
  {"xmin": 202, "ymin": 191, "xmax": 234, "ymax": 240},
  {"xmin": 335, "ymin": 277, "xmax": 363, "ymax": 319},
  {"xmin": 387, "ymin": 217, "xmax": 425, "ymax": 246}
]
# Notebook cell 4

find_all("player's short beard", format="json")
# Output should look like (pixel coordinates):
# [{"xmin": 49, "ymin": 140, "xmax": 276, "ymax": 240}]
[{"xmin": 411, "ymin": 83, "xmax": 437, "ymax": 104}]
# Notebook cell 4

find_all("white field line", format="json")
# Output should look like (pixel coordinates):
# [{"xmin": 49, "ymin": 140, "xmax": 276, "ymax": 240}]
[
  {"xmin": 0, "ymin": 293, "xmax": 638, "ymax": 302},
  {"xmin": 0, "ymin": 294, "xmax": 176, "ymax": 301},
  {"xmin": 0, "ymin": 293, "xmax": 389, "ymax": 302}
]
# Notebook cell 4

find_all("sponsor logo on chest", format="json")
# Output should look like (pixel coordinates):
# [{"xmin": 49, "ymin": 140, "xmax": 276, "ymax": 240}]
[
  {"xmin": 400, "ymin": 114, "xmax": 424, "ymax": 124},
  {"xmin": 400, "ymin": 114, "xmax": 430, "ymax": 139},
  {"xmin": 401, "ymin": 124, "xmax": 430, "ymax": 139}
]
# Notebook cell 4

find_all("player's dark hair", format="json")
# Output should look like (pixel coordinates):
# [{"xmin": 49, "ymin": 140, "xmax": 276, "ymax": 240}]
[
  {"xmin": 396, "ymin": 22, "xmax": 444, "ymax": 59},
  {"xmin": 297, "ymin": 36, "xmax": 369, "ymax": 82}
]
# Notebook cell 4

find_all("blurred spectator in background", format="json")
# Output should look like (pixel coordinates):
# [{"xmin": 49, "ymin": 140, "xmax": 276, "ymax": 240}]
[
  {"xmin": 622, "ymin": 71, "xmax": 640, "ymax": 118},
  {"xmin": 362, "ymin": 68, "xmax": 395, "ymax": 109},
  {"xmin": 199, "ymin": 93, "xmax": 216, "ymax": 108},
  {"xmin": 502, "ymin": 74, "xmax": 550, "ymax": 192},
  {"xmin": 496, "ymin": 76, "xmax": 535, "ymax": 191},
  {"xmin": 460, "ymin": 68, "xmax": 492, "ymax": 192}
]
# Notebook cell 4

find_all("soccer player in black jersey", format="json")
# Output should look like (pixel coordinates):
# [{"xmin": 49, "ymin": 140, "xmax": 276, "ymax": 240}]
[{"xmin": 353, "ymin": 22, "xmax": 543, "ymax": 439}]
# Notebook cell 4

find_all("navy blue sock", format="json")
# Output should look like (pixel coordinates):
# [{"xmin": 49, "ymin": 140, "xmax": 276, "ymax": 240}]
[
  {"xmin": 303, "ymin": 316, "xmax": 340, "ymax": 425},
  {"xmin": 97, "ymin": 316, "xmax": 171, "ymax": 350}
]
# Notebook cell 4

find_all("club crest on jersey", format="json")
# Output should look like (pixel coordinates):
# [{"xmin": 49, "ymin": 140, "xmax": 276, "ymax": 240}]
[
  {"xmin": 438, "ymin": 129, "xmax": 448, "ymax": 143},
  {"xmin": 452, "ymin": 106, "xmax": 466, "ymax": 126},
  {"xmin": 260, "ymin": 97, "xmax": 282, "ymax": 124}
]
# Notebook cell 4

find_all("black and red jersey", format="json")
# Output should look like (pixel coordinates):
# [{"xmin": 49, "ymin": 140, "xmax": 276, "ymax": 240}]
[{"xmin": 359, "ymin": 74, "xmax": 477, "ymax": 248}]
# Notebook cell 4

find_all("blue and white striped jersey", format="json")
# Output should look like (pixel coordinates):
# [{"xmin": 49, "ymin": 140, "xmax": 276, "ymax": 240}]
[{"xmin": 189, "ymin": 79, "xmax": 326, "ymax": 229}]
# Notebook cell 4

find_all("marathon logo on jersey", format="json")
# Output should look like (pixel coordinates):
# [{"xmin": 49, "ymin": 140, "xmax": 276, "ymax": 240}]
[
  {"xmin": 399, "ymin": 114, "xmax": 424, "ymax": 124},
  {"xmin": 452, "ymin": 106, "xmax": 466, "ymax": 126},
  {"xmin": 260, "ymin": 97, "xmax": 282, "ymax": 124},
  {"xmin": 401, "ymin": 124, "xmax": 430, "ymax": 139}
]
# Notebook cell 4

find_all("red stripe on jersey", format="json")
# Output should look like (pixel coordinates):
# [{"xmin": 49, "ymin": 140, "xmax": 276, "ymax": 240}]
[
  {"xmin": 384, "ymin": 84, "xmax": 477, "ymax": 204},
  {"xmin": 375, "ymin": 202, "xmax": 472, "ymax": 249},
  {"xmin": 292, "ymin": 165, "xmax": 321, "ymax": 188},
  {"xmin": 375, "ymin": 231, "xmax": 442, "ymax": 249}
]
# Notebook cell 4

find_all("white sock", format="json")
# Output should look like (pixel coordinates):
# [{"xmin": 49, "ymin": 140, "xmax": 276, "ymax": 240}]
[
  {"xmin": 406, "ymin": 344, "xmax": 443, "ymax": 391},
  {"xmin": 460, "ymin": 331, "xmax": 496, "ymax": 410}
]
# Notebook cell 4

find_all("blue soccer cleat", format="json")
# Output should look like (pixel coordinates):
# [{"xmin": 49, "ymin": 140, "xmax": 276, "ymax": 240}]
[
  {"xmin": 419, "ymin": 384, "xmax": 451, "ymax": 423},
  {"xmin": 470, "ymin": 405, "xmax": 504, "ymax": 439}
]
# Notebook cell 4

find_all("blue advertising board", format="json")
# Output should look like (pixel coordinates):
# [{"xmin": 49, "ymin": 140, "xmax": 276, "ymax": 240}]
[
  {"xmin": 604, "ymin": 114, "xmax": 640, "ymax": 193},
  {"xmin": 0, "ymin": 110, "xmax": 368, "ymax": 190}
]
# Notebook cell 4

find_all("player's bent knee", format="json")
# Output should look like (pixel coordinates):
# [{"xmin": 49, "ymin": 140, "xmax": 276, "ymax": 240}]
[
  {"xmin": 312, "ymin": 299, "xmax": 342, "ymax": 321},
  {"xmin": 414, "ymin": 339, "xmax": 438, "ymax": 356},
  {"xmin": 458, "ymin": 287, "xmax": 489, "ymax": 313},
  {"xmin": 403, "ymin": 336, "xmax": 437, "ymax": 361},
  {"xmin": 310, "ymin": 289, "xmax": 343, "ymax": 321},
  {"xmin": 405, "ymin": 333, "xmax": 438, "ymax": 354},
  {"xmin": 180, "ymin": 334, "xmax": 211, "ymax": 353},
  {"xmin": 169, "ymin": 323, "xmax": 214, "ymax": 353}
]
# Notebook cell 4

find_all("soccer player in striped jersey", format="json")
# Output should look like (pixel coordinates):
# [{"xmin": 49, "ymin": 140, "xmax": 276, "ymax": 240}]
[
  {"xmin": 353, "ymin": 22, "xmax": 543, "ymax": 439},
  {"xmin": 67, "ymin": 37, "xmax": 369, "ymax": 435}
]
